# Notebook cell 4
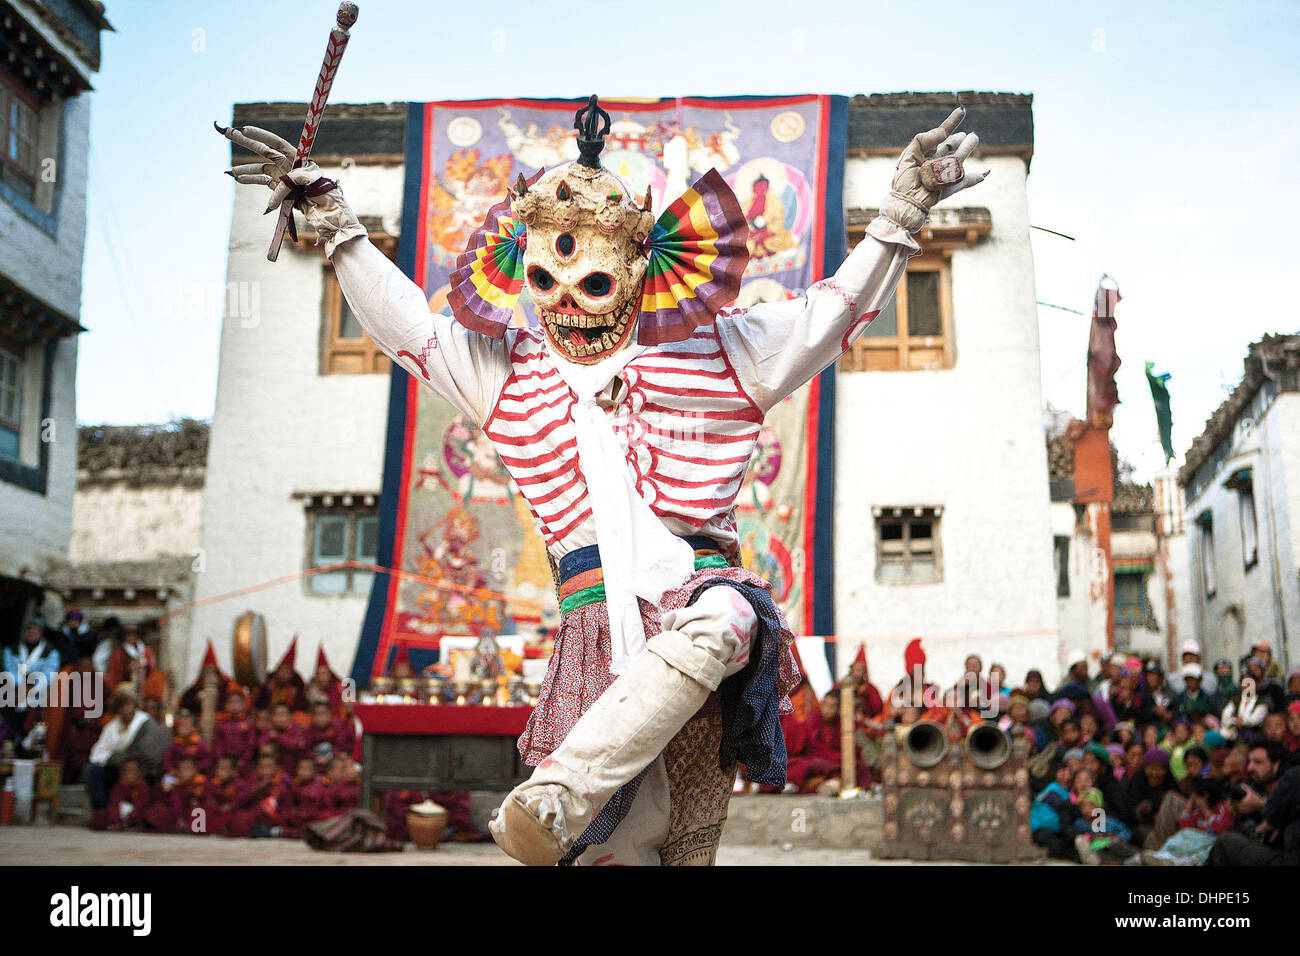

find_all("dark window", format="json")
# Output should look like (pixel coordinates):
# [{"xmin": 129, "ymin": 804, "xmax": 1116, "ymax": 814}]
[
  {"xmin": 906, "ymin": 271, "xmax": 942, "ymax": 336},
  {"xmin": 1197, "ymin": 511, "xmax": 1216, "ymax": 598},
  {"xmin": 1054, "ymin": 535, "xmax": 1070, "ymax": 597},
  {"xmin": 875, "ymin": 506, "xmax": 942, "ymax": 584},
  {"xmin": 1239, "ymin": 486, "xmax": 1258, "ymax": 570}
]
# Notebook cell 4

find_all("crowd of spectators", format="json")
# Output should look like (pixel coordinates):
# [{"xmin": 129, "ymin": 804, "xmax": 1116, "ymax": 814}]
[
  {"xmin": 2, "ymin": 608, "xmax": 164, "ymax": 765},
  {"xmin": 1, "ymin": 610, "xmax": 484, "ymax": 844},
  {"xmin": 777, "ymin": 638, "xmax": 1300, "ymax": 866},
  {"xmin": 8, "ymin": 607, "xmax": 1298, "ymax": 861}
]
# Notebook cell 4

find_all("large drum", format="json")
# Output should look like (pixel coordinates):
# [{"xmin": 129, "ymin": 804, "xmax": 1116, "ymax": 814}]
[{"xmin": 231, "ymin": 611, "xmax": 268, "ymax": 688}]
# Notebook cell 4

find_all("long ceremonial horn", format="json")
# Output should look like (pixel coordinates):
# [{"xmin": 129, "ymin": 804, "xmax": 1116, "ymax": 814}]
[{"xmin": 265, "ymin": 2, "xmax": 359, "ymax": 262}]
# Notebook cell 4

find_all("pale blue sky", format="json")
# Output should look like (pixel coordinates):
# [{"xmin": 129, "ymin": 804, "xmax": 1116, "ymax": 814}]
[{"xmin": 78, "ymin": 0, "xmax": 1300, "ymax": 479}]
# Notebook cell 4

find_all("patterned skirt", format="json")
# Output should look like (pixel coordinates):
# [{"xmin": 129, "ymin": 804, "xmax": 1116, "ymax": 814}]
[{"xmin": 517, "ymin": 562, "xmax": 799, "ymax": 767}]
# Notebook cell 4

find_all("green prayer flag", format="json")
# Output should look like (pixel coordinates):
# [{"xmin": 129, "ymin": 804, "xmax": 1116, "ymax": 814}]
[{"xmin": 1145, "ymin": 361, "xmax": 1174, "ymax": 463}]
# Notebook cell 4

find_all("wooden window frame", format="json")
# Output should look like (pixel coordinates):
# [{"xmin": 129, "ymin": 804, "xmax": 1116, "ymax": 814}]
[
  {"xmin": 319, "ymin": 232, "xmax": 397, "ymax": 375},
  {"xmin": 1114, "ymin": 570, "xmax": 1148, "ymax": 626},
  {"xmin": 0, "ymin": 340, "xmax": 21, "ymax": 459},
  {"xmin": 873, "ymin": 506, "xmax": 944, "ymax": 585},
  {"xmin": 0, "ymin": 71, "xmax": 41, "ymax": 190},
  {"xmin": 0, "ymin": 341, "xmax": 21, "ymax": 432},
  {"xmin": 303, "ymin": 498, "xmax": 380, "ymax": 596},
  {"xmin": 841, "ymin": 251, "xmax": 955, "ymax": 372}
]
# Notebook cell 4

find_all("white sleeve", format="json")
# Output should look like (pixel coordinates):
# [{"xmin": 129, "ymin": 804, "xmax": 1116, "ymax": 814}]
[
  {"xmin": 716, "ymin": 216, "xmax": 917, "ymax": 412},
  {"xmin": 89, "ymin": 723, "xmax": 118, "ymax": 766},
  {"xmin": 330, "ymin": 236, "xmax": 511, "ymax": 425},
  {"xmin": 1243, "ymin": 699, "xmax": 1267, "ymax": 727}
]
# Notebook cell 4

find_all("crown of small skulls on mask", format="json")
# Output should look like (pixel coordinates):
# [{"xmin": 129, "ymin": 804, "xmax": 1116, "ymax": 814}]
[{"xmin": 509, "ymin": 96, "xmax": 657, "ymax": 363}]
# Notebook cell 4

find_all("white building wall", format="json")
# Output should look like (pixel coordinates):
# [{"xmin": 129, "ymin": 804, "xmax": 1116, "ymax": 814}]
[
  {"xmin": 834, "ymin": 154, "xmax": 1059, "ymax": 690},
  {"xmin": 70, "ymin": 484, "xmax": 205, "ymax": 563},
  {"xmin": 0, "ymin": 339, "xmax": 79, "ymax": 581},
  {"xmin": 0, "ymin": 87, "xmax": 90, "ymax": 583},
  {"xmin": 1053, "ymin": 500, "xmax": 1109, "ymax": 666},
  {"xmin": 185, "ymin": 163, "xmax": 403, "ymax": 681},
  {"xmin": 1186, "ymin": 392, "xmax": 1300, "ymax": 671},
  {"xmin": 1269, "ymin": 396, "xmax": 1300, "ymax": 668},
  {"xmin": 0, "ymin": 94, "xmax": 91, "ymax": 317}
]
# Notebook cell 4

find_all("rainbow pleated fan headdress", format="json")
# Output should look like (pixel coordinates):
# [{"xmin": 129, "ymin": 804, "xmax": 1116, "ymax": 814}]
[{"xmin": 446, "ymin": 95, "xmax": 749, "ymax": 347}]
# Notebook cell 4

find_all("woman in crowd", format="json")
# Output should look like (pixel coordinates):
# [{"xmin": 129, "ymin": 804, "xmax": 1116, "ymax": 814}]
[
  {"xmin": 82, "ymin": 688, "xmax": 169, "ymax": 814},
  {"xmin": 1220, "ymin": 674, "xmax": 1269, "ymax": 743}
]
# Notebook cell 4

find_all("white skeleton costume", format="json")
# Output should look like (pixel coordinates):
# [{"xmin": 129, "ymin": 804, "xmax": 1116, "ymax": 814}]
[{"xmin": 220, "ymin": 97, "xmax": 985, "ymax": 865}]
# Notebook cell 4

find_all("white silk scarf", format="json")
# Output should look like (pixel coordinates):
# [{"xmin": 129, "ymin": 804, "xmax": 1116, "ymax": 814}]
[{"xmin": 545, "ymin": 341, "xmax": 696, "ymax": 675}]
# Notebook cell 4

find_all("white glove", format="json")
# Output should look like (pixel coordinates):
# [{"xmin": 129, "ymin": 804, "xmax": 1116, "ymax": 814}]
[
  {"xmin": 879, "ymin": 106, "xmax": 989, "ymax": 234},
  {"xmin": 217, "ymin": 123, "xmax": 367, "ymax": 257}
]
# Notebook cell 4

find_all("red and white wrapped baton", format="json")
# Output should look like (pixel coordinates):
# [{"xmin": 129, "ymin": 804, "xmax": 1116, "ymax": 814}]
[{"xmin": 265, "ymin": 2, "xmax": 359, "ymax": 261}]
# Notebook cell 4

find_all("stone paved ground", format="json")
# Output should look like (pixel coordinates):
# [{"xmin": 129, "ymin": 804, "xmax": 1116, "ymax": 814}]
[{"xmin": 0, "ymin": 825, "xmax": 1067, "ymax": 865}]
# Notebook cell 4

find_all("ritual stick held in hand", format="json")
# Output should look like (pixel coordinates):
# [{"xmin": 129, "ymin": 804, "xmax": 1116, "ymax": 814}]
[{"xmin": 266, "ymin": 2, "xmax": 359, "ymax": 262}]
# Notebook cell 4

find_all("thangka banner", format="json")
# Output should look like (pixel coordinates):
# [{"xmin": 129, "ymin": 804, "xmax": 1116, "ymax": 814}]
[{"xmin": 352, "ymin": 96, "xmax": 848, "ymax": 683}]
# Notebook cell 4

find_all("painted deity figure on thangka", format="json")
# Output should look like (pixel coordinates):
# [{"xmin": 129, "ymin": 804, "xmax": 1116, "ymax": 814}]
[{"xmin": 219, "ymin": 95, "xmax": 986, "ymax": 866}]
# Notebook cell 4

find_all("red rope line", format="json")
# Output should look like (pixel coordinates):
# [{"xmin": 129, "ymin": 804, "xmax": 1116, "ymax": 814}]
[
  {"xmin": 157, "ymin": 560, "xmax": 543, "ymax": 623},
  {"xmin": 156, "ymin": 565, "xmax": 1060, "ymax": 647}
]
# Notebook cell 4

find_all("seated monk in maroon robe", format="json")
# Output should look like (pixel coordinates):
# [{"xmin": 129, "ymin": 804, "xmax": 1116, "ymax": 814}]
[
  {"xmin": 293, "ymin": 755, "xmax": 352, "ymax": 837},
  {"xmin": 230, "ymin": 753, "xmax": 296, "ymax": 838},
  {"xmin": 144, "ymin": 756, "xmax": 207, "ymax": 834},
  {"xmin": 283, "ymin": 756, "xmax": 322, "ymax": 838},
  {"xmin": 267, "ymin": 703, "xmax": 308, "ymax": 773},
  {"xmin": 203, "ymin": 756, "xmax": 244, "ymax": 837},
  {"xmin": 91, "ymin": 758, "xmax": 151, "ymax": 831},
  {"xmin": 178, "ymin": 644, "xmax": 249, "ymax": 719},
  {"xmin": 784, "ymin": 694, "xmax": 871, "ymax": 793},
  {"xmin": 163, "ymin": 711, "xmax": 214, "ymax": 777},
  {"xmin": 304, "ymin": 701, "xmax": 353, "ymax": 757},
  {"xmin": 255, "ymin": 659, "xmax": 308, "ymax": 715},
  {"xmin": 304, "ymin": 649, "xmax": 346, "ymax": 716},
  {"xmin": 213, "ymin": 692, "xmax": 259, "ymax": 771},
  {"xmin": 384, "ymin": 789, "xmax": 430, "ymax": 841},
  {"xmin": 335, "ymin": 757, "xmax": 361, "ymax": 811}
]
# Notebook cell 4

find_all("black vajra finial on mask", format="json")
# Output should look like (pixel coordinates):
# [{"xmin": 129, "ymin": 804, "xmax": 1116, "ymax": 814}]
[{"xmin": 574, "ymin": 94, "xmax": 611, "ymax": 169}]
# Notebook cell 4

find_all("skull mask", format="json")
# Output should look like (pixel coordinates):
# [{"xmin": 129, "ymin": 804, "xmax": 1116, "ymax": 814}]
[
  {"xmin": 446, "ymin": 96, "xmax": 750, "ymax": 362},
  {"xmin": 512, "ymin": 164, "xmax": 654, "ymax": 364}
]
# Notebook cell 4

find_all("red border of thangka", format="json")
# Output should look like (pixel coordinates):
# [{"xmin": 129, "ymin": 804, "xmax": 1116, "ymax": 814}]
[
  {"xmin": 799, "ymin": 94, "xmax": 831, "ymax": 636},
  {"xmin": 372, "ymin": 103, "xmax": 437, "ymax": 678}
]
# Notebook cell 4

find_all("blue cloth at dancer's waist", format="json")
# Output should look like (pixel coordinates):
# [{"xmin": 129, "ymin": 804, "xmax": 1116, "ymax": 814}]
[{"xmin": 556, "ymin": 535, "xmax": 722, "ymax": 584}]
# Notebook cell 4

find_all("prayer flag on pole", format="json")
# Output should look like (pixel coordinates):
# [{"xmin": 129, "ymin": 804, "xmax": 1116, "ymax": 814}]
[
  {"xmin": 1086, "ymin": 277, "xmax": 1122, "ymax": 428},
  {"xmin": 1145, "ymin": 361, "xmax": 1174, "ymax": 463}
]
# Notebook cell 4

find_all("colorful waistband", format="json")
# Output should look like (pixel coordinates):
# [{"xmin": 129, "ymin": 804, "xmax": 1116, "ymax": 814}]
[{"xmin": 557, "ymin": 536, "xmax": 730, "ymax": 615}]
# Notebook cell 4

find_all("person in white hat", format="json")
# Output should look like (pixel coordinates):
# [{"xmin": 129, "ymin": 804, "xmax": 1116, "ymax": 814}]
[
  {"xmin": 1097, "ymin": 651, "xmax": 1129, "ymax": 700},
  {"xmin": 1059, "ymin": 648, "xmax": 1089, "ymax": 692},
  {"xmin": 1167, "ymin": 640, "xmax": 1203, "ymax": 696},
  {"xmin": 1173, "ymin": 661, "xmax": 1220, "ymax": 719}
]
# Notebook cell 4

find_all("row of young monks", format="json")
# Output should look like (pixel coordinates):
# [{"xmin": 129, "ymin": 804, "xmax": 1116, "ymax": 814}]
[
  {"xmin": 93, "ymin": 748, "xmax": 359, "ymax": 837},
  {"xmin": 98, "ymin": 673, "xmax": 483, "ymax": 841}
]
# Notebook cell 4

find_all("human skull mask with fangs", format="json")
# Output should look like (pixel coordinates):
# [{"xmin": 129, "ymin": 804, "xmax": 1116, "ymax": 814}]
[{"xmin": 512, "ymin": 164, "xmax": 655, "ymax": 365}]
